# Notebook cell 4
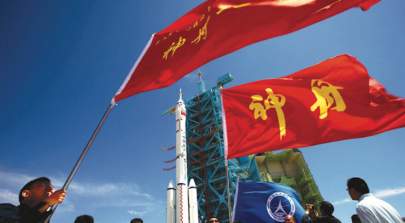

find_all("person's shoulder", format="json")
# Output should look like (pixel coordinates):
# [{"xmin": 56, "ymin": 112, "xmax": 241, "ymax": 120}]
[
  {"xmin": 0, "ymin": 204, "xmax": 18, "ymax": 216},
  {"xmin": 0, "ymin": 203, "xmax": 17, "ymax": 210},
  {"xmin": 0, "ymin": 203, "xmax": 19, "ymax": 223},
  {"xmin": 357, "ymin": 194, "xmax": 375, "ymax": 206},
  {"xmin": 331, "ymin": 216, "xmax": 342, "ymax": 223},
  {"xmin": 356, "ymin": 200, "xmax": 371, "ymax": 214},
  {"xmin": 317, "ymin": 216, "xmax": 342, "ymax": 223}
]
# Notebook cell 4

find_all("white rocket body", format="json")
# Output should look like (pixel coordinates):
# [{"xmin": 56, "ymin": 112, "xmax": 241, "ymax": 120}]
[
  {"xmin": 175, "ymin": 91, "xmax": 189, "ymax": 223},
  {"xmin": 188, "ymin": 179, "xmax": 199, "ymax": 223},
  {"xmin": 166, "ymin": 91, "xmax": 199, "ymax": 223},
  {"xmin": 166, "ymin": 181, "xmax": 176, "ymax": 223}
]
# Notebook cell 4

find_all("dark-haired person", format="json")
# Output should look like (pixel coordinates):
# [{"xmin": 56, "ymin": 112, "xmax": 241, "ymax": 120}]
[
  {"xmin": 74, "ymin": 215, "xmax": 94, "ymax": 223},
  {"xmin": 18, "ymin": 177, "xmax": 66, "ymax": 223},
  {"xmin": 347, "ymin": 177, "xmax": 402, "ymax": 223},
  {"xmin": 208, "ymin": 217, "xmax": 219, "ymax": 223},
  {"xmin": 284, "ymin": 214, "xmax": 296, "ymax": 223},
  {"xmin": 130, "ymin": 218, "xmax": 143, "ymax": 223},
  {"xmin": 312, "ymin": 201, "xmax": 341, "ymax": 223},
  {"xmin": 351, "ymin": 214, "xmax": 361, "ymax": 223},
  {"xmin": 0, "ymin": 177, "xmax": 66, "ymax": 223}
]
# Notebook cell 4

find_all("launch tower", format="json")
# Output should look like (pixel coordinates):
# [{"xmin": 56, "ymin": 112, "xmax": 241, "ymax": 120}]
[
  {"xmin": 183, "ymin": 74, "xmax": 323, "ymax": 223},
  {"xmin": 185, "ymin": 74, "xmax": 260, "ymax": 223}
]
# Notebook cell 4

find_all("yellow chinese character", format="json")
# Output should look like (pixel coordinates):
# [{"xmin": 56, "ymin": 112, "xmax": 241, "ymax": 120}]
[
  {"xmin": 216, "ymin": 3, "xmax": 252, "ymax": 15},
  {"xmin": 200, "ymin": 14, "xmax": 206, "ymax": 22},
  {"xmin": 192, "ymin": 16, "xmax": 210, "ymax": 44},
  {"xmin": 162, "ymin": 36, "xmax": 186, "ymax": 60},
  {"xmin": 193, "ymin": 20, "xmax": 199, "ymax": 28},
  {"xmin": 310, "ymin": 79, "xmax": 346, "ymax": 119},
  {"xmin": 249, "ymin": 95, "xmax": 268, "ymax": 120},
  {"xmin": 249, "ymin": 88, "xmax": 287, "ymax": 139}
]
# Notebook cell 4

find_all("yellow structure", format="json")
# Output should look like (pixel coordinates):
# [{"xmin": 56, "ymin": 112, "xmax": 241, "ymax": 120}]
[{"xmin": 255, "ymin": 149, "xmax": 323, "ymax": 206}]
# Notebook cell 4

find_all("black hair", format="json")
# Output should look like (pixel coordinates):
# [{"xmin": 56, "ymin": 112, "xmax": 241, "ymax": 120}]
[
  {"xmin": 130, "ymin": 218, "xmax": 143, "ymax": 223},
  {"xmin": 74, "ymin": 215, "xmax": 94, "ymax": 223},
  {"xmin": 351, "ymin": 214, "xmax": 361, "ymax": 223},
  {"xmin": 208, "ymin": 217, "xmax": 219, "ymax": 223},
  {"xmin": 301, "ymin": 214, "xmax": 312, "ymax": 223},
  {"xmin": 347, "ymin": 177, "xmax": 370, "ymax": 195},
  {"xmin": 19, "ymin": 177, "xmax": 51, "ymax": 203},
  {"xmin": 320, "ymin": 201, "xmax": 334, "ymax": 216}
]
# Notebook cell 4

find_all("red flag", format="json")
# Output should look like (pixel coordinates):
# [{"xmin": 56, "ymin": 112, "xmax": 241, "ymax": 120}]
[
  {"xmin": 222, "ymin": 55, "xmax": 405, "ymax": 159},
  {"xmin": 113, "ymin": 0, "xmax": 379, "ymax": 102}
]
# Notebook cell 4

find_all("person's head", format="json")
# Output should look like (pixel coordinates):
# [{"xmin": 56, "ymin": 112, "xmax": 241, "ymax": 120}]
[
  {"xmin": 130, "ymin": 218, "xmax": 143, "ymax": 223},
  {"xmin": 351, "ymin": 214, "xmax": 361, "ymax": 223},
  {"xmin": 208, "ymin": 217, "xmax": 219, "ymax": 223},
  {"xmin": 319, "ymin": 201, "xmax": 334, "ymax": 216},
  {"xmin": 284, "ymin": 215, "xmax": 296, "ymax": 223},
  {"xmin": 347, "ymin": 177, "xmax": 369, "ymax": 200},
  {"xmin": 301, "ymin": 214, "xmax": 312, "ymax": 223},
  {"xmin": 74, "ymin": 215, "xmax": 94, "ymax": 223},
  {"xmin": 19, "ymin": 177, "xmax": 53, "ymax": 207}
]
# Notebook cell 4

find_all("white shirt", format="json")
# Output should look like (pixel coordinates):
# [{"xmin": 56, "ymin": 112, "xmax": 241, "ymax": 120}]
[{"xmin": 356, "ymin": 193, "xmax": 403, "ymax": 223}]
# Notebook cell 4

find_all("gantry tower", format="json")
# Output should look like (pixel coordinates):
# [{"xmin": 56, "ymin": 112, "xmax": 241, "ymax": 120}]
[
  {"xmin": 185, "ymin": 74, "xmax": 323, "ymax": 223},
  {"xmin": 186, "ymin": 74, "xmax": 260, "ymax": 223}
]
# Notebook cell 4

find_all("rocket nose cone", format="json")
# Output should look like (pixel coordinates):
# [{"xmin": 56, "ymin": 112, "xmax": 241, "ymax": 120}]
[
  {"xmin": 189, "ymin": 178, "xmax": 196, "ymax": 188},
  {"xmin": 168, "ymin": 180, "xmax": 175, "ymax": 189}
]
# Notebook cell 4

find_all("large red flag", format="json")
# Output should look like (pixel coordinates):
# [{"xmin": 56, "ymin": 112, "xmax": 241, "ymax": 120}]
[
  {"xmin": 222, "ymin": 55, "xmax": 405, "ymax": 158},
  {"xmin": 113, "ymin": 0, "xmax": 379, "ymax": 102}
]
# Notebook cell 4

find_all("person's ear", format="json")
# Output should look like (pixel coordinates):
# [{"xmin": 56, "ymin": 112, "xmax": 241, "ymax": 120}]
[{"xmin": 21, "ymin": 190, "xmax": 31, "ymax": 199}]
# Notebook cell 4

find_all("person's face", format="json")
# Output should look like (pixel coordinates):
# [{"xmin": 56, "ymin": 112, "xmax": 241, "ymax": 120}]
[
  {"xmin": 285, "ymin": 215, "xmax": 295, "ymax": 223},
  {"xmin": 30, "ymin": 182, "xmax": 54, "ymax": 203},
  {"xmin": 208, "ymin": 218, "xmax": 219, "ymax": 223},
  {"xmin": 347, "ymin": 187, "xmax": 359, "ymax": 200}
]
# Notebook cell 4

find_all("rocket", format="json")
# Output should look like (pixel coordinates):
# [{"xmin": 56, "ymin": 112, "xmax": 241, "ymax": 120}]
[
  {"xmin": 175, "ymin": 89, "xmax": 189, "ymax": 223},
  {"xmin": 167, "ymin": 90, "xmax": 199, "ymax": 223}
]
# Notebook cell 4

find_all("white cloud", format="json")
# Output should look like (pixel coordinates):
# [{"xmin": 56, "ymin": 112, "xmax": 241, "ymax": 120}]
[
  {"xmin": 58, "ymin": 202, "xmax": 76, "ymax": 213},
  {"xmin": 333, "ymin": 186, "xmax": 405, "ymax": 206},
  {"xmin": 0, "ymin": 189, "xmax": 18, "ymax": 203},
  {"xmin": 128, "ymin": 209, "xmax": 149, "ymax": 217},
  {"xmin": 68, "ymin": 182, "xmax": 152, "ymax": 200},
  {"xmin": 332, "ymin": 198, "xmax": 352, "ymax": 206},
  {"xmin": 374, "ymin": 187, "xmax": 405, "ymax": 199},
  {"xmin": 0, "ymin": 170, "xmax": 33, "ymax": 187},
  {"xmin": 0, "ymin": 169, "xmax": 161, "ymax": 216}
]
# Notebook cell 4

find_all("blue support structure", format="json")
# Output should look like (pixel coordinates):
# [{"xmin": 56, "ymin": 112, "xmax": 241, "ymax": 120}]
[{"xmin": 186, "ymin": 74, "xmax": 260, "ymax": 223}]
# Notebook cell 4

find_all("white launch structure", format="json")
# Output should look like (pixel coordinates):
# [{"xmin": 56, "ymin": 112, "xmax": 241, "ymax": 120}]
[{"xmin": 167, "ymin": 90, "xmax": 199, "ymax": 223}]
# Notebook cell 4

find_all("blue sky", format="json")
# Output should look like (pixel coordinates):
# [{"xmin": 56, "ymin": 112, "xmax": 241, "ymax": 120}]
[{"xmin": 0, "ymin": 1, "xmax": 404, "ymax": 223}]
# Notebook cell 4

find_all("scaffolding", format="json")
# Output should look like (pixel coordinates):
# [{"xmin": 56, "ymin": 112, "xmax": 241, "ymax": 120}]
[
  {"xmin": 186, "ymin": 74, "xmax": 260, "ymax": 223},
  {"xmin": 185, "ymin": 74, "xmax": 323, "ymax": 223}
]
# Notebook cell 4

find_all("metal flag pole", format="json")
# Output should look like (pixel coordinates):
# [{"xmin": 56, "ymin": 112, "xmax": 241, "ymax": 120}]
[
  {"xmin": 219, "ymin": 85, "xmax": 233, "ymax": 223},
  {"xmin": 45, "ymin": 102, "xmax": 117, "ymax": 222},
  {"xmin": 225, "ymin": 157, "xmax": 233, "ymax": 223}
]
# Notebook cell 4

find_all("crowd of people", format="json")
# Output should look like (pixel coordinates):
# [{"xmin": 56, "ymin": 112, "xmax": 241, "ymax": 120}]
[
  {"xmin": 282, "ymin": 177, "xmax": 403, "ymax": 223},
  {"xmin": 0, "ymin": 176, "xmax": 403, "ymax": 222}
]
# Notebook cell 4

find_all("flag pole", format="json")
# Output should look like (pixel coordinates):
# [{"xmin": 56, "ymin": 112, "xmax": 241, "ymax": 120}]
[
  {"xmin": 45, "ymin": 102, "xmax": 117, "ymax": 222},
  {"xmin": 220, "ymin": 86, "xmax": 233, "ymax": 223},
  {"xmin": 225, "ymin": 157, "xmax": 233, "ymax": 223}
]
